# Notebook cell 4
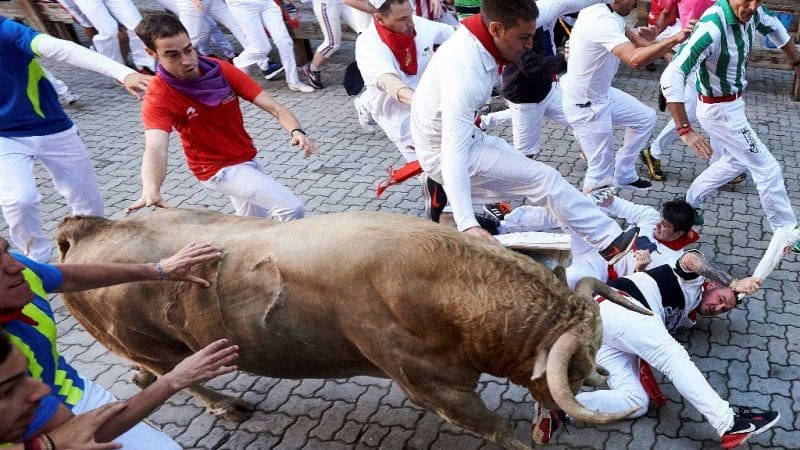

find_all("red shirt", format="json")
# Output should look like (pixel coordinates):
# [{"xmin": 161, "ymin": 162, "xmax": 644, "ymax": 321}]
[{"xmin": 142, "ymin": 61, "xmax": 263, "ymax": 181}]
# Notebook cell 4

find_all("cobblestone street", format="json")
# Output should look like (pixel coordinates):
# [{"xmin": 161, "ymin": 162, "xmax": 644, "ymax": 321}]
[{"xmin": 4, "ymin": 32, "xmax": 800, "ymax": 449}]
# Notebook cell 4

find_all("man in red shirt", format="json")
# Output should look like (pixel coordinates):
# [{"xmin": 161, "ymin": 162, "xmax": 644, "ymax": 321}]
[{"xmin": 127, "ymin": 12, "xmax": 318, "ymax": 220}]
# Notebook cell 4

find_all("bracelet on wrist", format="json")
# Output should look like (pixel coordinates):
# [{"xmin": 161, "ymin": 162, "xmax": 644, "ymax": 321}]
[
  {"xmin": 290, "ymin": 128, "xmax": 306, "ymax": 137},
  {"xmin": 155, "ymin": 260, "xmax": 166, "ymax": 281},
  {"xmin": 677, "ymin": 123, "xmax": 693, "ymax": 136},
  {"xmin": 41, "ymin": 434, "xmax": 55, "ymax": 450}
]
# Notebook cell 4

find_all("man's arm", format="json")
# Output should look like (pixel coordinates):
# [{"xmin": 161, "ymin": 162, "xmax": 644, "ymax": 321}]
[
  {"xmin": 54, "ymin": 242, "xmax": 222, "ymax": 292},
  {"xmin": 33, "ymin": 34, "xmax": 151, "ymax": 100},
  {"xmin": 376, "ymin": 73, "xmax": 415, "ymax": 106},
  {"xmin": 678, "ymin": 250, "xmax": 762, "ymax": 294},
  {"xmin": 13, "ymin": 403, "xmax": 126, "ymax": 450},
  {"xmin": 537, "ymin": 0, "xmax": 610, "ymax": 28},
  {"xmin": 611, "ymin": 24, "xmax": 690, "ymax": 70},
  {"xmin": 603, "ymin": 196, "xmax": 662, "ymax": 232},
  {"xmin": 780, "ymin": 41, "xmax": 800, "ymax": 77},
  {"xmin": 251, "ymin": 91, "xmax": 318, "ymax": 157},
  {"xmin": 343, "ymin": 0, "xmax": 377, "ymax": 14},
  {"xmin": 93, "ymin": 339, "xmax": 237, "ymax": 442},
  {"xmin": 660, "ymin": 23, "xmax": 717, "ymax": 159},
  {"xmin": 127, "ymin": 130, "xmax": 172, "ymax": 213}
]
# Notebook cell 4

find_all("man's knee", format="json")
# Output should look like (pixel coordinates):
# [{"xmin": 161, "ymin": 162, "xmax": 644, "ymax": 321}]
[
  {"xmin": 622, "ymin": 389, "xmax": 650, "ymax": 418},
  {"xmin": 0, "ymin": 190, "xmax": 40, "ymax": 211}
]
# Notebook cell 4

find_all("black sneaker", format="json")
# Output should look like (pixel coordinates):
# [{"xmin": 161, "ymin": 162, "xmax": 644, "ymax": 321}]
[
  {"xmin": 531, "ymin": 404, "xmax": 569, "ymax": 444},
  {"xmin": 721, "ymin": 406, "xmax": 780, "ymax": 449},
  {"xmin": 599, "ymin": 226, "xmax": 639, "ymax": 265},
  {"xmin": 301, "ymin": 63, "xmax": 324, "ymax": 89},
  {"xmin": 640, "ymin": 148, "xmax": 664, "ymax": 181},
  {"xmin": 262, "ymin": 61, "xmax": 285, "ymax": 80},
  {"xmin": 420, "ymin": 173, "xmax": 447, "ymax": 223},
  {"xmin": 618, "ymin": 178, "xmax": 652, "ymax": 190},
  {"xmin": 483, "ymin": 202, "xmax": 512, "ymax": 221},
  {"xmin": 474, "ymin": 213, "xmax": 500, "ymax": 235}
]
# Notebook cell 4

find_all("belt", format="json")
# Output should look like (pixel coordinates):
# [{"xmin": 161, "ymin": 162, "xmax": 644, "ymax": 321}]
[
  {"xmin": 454, "ymin": 5, "xmax": 480, "ymax": 14},
  {"xmin": 697, "ymin": 93, "xmax": 741, "ymax": 104}
]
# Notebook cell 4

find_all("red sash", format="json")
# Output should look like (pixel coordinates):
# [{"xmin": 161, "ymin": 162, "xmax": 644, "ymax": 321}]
[
  {"xmin": 461, "ymin": 14, "xmax": 510, "ymax": 71},
  {"xmin": 375, "ymin": 18, "xmax": 418, "ymax": 75}
]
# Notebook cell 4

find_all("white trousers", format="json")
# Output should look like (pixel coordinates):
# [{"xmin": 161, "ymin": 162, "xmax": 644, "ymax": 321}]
[
  {"xmin": 0, "ymin": 126, "xmax": 103, "ymax": 262},
  {"xmin": 564, "ymin": 87, "xmax": 656, "ymax": 191},
  {"xmin": 155, "ymin": 0, "xmax": 236, "ymax": 58},
  {"xmin": 200, "ymin": 159, "xmax": 304, "ymax": 220},
  {"xmin": 40, "ymin": 66, "xmax": 70, "ymax": 97},
  {"xmin": 508, "ymin": 84, "xmax": 570, "ymax": 156},
  {"xmin": 72, "ymin": 0, "xmax": 155, "ymax": 71},
  {"xmin": 650, "ymin": 73, "xmax": 699, "ymax": 159},
  {"xmin": 230, "ymin": 0, "xmax": 300, "ymax": 84},
  {"xmin": 176, "ymin": 0, "xmax": 246, "ymax": 57},
  {"xmin": 687, "ymin": 98, "xmax": 797, "ymax": 231},
  {"xmin": 576, "ymin": 300, "xmax": 734, "ymax": 436},
  {"xmin": 423, "ymin": 133, "xmax": 623, "ymax": 249},
  {"xmin": 313, "ymin": 1, "xmax": 371, "ymax": 57},
  {"xmin": 72, "ymin": 379, "xmax": 181, "ymax": 449}
]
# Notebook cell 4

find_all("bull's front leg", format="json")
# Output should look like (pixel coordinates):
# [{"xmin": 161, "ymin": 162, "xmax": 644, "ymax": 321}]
[{"xmin": 401, "ymin": 382, "xmax": 531, "ymax": 450}]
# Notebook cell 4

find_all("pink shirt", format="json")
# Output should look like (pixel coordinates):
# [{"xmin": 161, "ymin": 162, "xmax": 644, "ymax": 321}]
[{"xmin": 661, "ymin": 0, "xmax": 715, "ymax": 27}]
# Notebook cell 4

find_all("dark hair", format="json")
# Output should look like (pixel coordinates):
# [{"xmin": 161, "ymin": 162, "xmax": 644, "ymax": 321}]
[
  {"xmin": 135, "ymin": 12, "xmax": 188, "ymax": 51},
  {"xmin": 481, "ymin": 0, "xmax": 539, "ymax": 29},
  {"xmin": 377, "ymin": 0, "xmax": 408, "ymax": 16},
  {"xmin": 0, "ymin": 330, "xmax": 11, "ymax": 366},
  {"xmin": 661, "ymin": 199, "xmax": 695, "ymax": 233}
]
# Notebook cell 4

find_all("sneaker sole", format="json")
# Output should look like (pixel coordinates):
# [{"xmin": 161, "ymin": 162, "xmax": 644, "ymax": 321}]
[
  {"xmin": 754, "ymin": 412, "xmax": 780, "ymax": 435},
  {"xmin": 420, "ymin": 175, "xmax": 434, "ymax": 221},
  {"xmin": 605, "ymin": 229, "xmax": 639, "ymax": 266},
  {"xmin": 616, "ymin": 183, "xmax": 652, "ymax": 191},
  {"xmin": 264, "ymin": 67, "xmax": 285, "ymax": 80}
]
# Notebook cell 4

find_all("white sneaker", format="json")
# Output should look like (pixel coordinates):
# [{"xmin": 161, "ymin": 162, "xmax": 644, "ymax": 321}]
[
  {"xmin": 353, "ymin": 95, "xmax": 376, "ymax": 132},
  {"xmin": 288, "ymin": 83, "xmax": 314, "ymax": 93},
  {"xmin": 60, "ymin": 91, "xmax": 81, "ymax": 105}
]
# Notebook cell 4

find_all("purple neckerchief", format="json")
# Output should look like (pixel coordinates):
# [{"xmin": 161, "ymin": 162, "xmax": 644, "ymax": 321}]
[{"xmin": 157, "ymin": 56, "xmax": 232, "ymax": 107}]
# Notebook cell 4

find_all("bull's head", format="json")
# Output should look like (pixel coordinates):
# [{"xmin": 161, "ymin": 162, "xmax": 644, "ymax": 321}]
[{"xmin": 530, "ymin": 277, "xmax": 650, "ymax": 424}]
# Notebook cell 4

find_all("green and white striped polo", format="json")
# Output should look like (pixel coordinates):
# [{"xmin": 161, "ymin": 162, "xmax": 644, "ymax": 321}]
[{"xmin": 663, "ymin": 0, "xmax": 790, "ymax": 101}]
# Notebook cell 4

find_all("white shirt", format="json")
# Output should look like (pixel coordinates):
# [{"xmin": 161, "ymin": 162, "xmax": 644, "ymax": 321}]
[
  {"xmin": 356, "ymin": 16, "xmax": 453, "ymax": 145},
  {"xmin": 411, "ymin": 25, "xmax": 499, "ymax": 231},
  {"xmin": 560, "ymin": 3, "xmax": 628, "ymax": 104},
  {"xmin": 604, "ymin": 197, "xmax": 690, "ymax": 277},
  {"xmin": 537, "ymin": 0, "xmax": 611, "ymax": 54}
]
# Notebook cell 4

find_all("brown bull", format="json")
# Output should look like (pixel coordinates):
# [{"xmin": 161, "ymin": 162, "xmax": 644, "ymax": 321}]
[{"xmin": 56, "ymin": 209, "xmax": 647, "ymax": 449}]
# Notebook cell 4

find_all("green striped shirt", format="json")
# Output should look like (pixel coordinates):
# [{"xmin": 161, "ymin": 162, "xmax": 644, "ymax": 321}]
[{"xmin": 661, "ymin": 0, "xmax": 790, "ymax": 101}]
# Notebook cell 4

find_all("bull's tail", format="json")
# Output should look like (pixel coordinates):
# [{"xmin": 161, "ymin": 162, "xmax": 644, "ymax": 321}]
[{"xmin": 55, "ymin": 215, "xmax": 113, "ymax": 262}]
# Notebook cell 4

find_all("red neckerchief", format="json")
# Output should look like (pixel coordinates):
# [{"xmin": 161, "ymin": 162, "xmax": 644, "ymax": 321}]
[
  {"xmin": 461, "ymin": 14, "xmax": 511, "ymax": 72},
  {"xmin": 374, "ymin": 18, "xmax": 418, "ymax": 75},
  {"xmin": 0, "ymin": 307, "xmax": 38, "ymax": 326},
  {"xmin": 657, "ymin": 229, "xmax": 700, "ymax": 251}
]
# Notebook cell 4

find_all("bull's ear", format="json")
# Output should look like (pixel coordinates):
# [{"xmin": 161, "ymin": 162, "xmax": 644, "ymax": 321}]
[{"xmin": 530, "ymin": 348, "xmax": 549, "ymax": 381}]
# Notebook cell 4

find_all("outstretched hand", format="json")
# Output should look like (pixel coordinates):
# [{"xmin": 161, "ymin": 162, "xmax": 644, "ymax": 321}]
[
  {"xmin": 50, "ymin": 402, "xmax": 127, "ymax": 450},
  {"xmin": 121, "ymin": 73, "xmax": 152, "ymax": 101},
  {"xmin": 680, "ymin": 129, "xmax": 713, "ymax": 160},
  {"xmin": 730, "ymin": 277, "xmax": 763, "ymax": 295},
  {"xmin": 162, "ymin": 339, "xmax": 239, "ymax": 390},
  {"xmin": 158, "ymin": 242, "xmax": 223, "ymax": 287},
  {"xmin": 126, "ymin": 193, "xmax": 173, "ymax": 214},
  {"xmin": 292, "ymin": 132, "xmax": 319, "ymax": 157}
]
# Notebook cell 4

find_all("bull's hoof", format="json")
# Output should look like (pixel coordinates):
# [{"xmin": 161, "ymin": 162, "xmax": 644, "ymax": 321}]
[
  {"xmin": 130, "ymin": 366, "xmax": 157, "ymax": 389},
  {"xmin": 207, "ymin": 398, "xmax": 255, "ymax": 422}
]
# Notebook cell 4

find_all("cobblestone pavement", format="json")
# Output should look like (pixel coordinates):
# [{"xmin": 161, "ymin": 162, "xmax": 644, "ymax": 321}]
[{"xmin": 5, "ymin": 34, "xmax": 800, "ymax": 449}]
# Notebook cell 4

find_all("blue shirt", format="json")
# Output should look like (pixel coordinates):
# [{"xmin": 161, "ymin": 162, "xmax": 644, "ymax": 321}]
[
  {"xmin": 0, "ymin": 17, "xmax": 72, "ymax": 137},
  {"xmin": 4, "ymin": 253, "xmax": 85, "ymax": 441}
]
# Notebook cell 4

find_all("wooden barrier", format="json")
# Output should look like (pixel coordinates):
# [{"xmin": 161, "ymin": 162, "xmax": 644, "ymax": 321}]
[{"xmin": 0, "ymin": 0, "xmax": 77, "ymax": 40}]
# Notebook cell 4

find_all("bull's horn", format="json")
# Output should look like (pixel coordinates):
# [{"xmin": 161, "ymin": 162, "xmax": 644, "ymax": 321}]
[
  {"xmin": 546, "ymin": 333, "xmax": 639, "ymax": 424},
  {"xmin": 574, "ymin": 277, "xmax": 652, "ymax": 316}
]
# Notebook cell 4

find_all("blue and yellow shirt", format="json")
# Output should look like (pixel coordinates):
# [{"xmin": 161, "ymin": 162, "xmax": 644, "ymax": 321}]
[
  {"xmin": 4, "ymin": 253, "xmax": 85, "ymax": 440},
  {"xmin": 0, "ymin": 17, "xmax": 72, "ymax": 137}
]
